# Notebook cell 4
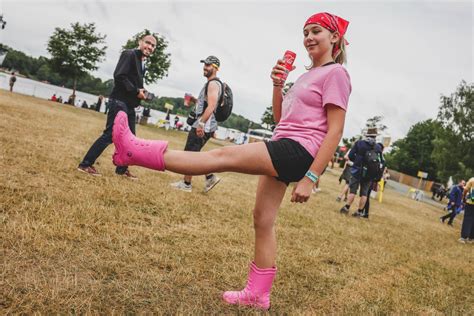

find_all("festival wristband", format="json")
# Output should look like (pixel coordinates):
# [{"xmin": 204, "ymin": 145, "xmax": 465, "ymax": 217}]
[
  {"xmin": 198, "ymin": 120, "xmax": 205, "ymax": 128},
  {"xmin": 304, "ymin": 170, "xmax": 319, "ymax": 183}
]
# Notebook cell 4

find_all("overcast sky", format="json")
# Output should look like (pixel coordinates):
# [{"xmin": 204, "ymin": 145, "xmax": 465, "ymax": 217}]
[{"xmin": 1, "ymin": 0, "xmax": 472, "ymax": 140}]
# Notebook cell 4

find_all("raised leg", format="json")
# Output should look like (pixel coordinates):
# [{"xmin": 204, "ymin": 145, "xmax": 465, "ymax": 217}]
[
  {"xmin": 164, "ymin": 143, "xmax": 278, "ymax": 177},
  {"xmin": 112, "ymin": 111, "xmax": 278, "ymax": 177}
]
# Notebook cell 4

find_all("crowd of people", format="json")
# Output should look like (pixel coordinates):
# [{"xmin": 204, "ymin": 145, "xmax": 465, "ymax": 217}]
[
  {"xmin": 439, "ymin": 179, "xmax": 474, "ymax": 244},
  {"xmin": 47, "ymin": 93, "xmax": 106, "ymax": 112}
]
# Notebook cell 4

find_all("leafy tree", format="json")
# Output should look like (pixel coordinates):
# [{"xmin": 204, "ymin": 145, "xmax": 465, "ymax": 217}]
[
  {"xmin": 385, "ymin": 81, "xmax": 473, "ymax": 182},
  {"xmin": 437, "ymin": 80, "xmax": 473, "ymax": 143},
  {"xmin": 282, "ymin": 82, "xmax": 294, "ymax": 95},
  {"xmin": 365, "ymin": 115, "xmax": 387, "ymax": 132},
  {"xmin": 36, "ymin": 63, "xmax": 61, "ymax": 84},
  {"xmin": 341, "ymin": 136, "xmax": 359, "ymax": 150},
  {"xmin": 47, "ymin": 22, "xmax": 107, "ymax": 97},
  {"xmin": 433, "ymin": 81, "xmax": 473, "ymax": 181},
  {"xmin": 384, "ymin": 119, "xmax": 440, "ymax": 180},
  {"xmin": 220, "ymin": 113, "xmax": 263, "ymax": 132},
  {"xmin": 260, "ymin": 82, "xmax": 294, "ymax": 129},
  {"xmin": 0, "ymin": 43, "xmax": 8, "ymax": 54},
  {"xmin": 1, "ymin": 47, "xmax": 35, "ymax": 76},
  {"xmin": 261, "ymin": 106, "xmax": 275, "ymax": 129},
  {"xmin": 122, "ymin": 29, "xmax": 171, "ymax": 84}
]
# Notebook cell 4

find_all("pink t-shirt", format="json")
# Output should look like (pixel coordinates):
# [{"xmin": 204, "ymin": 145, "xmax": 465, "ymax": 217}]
[{"xmin": 272, "ymin": 64, "xmax": 351, "ymax": 157}]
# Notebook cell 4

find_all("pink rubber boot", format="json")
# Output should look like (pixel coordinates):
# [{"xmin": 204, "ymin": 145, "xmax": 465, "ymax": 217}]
[
  {"xmin": 223, "ymin": 262, "xmax": 277, "ymax": 310},
  {"xmin": 112, "ymin": 111, "xmax": 168, "ymax": 171}
]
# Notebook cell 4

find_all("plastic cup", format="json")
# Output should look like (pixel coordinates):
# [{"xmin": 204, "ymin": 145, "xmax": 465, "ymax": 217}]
[{"xmin": 184, "ymin": 93, "xmax": 192, "ymax": 106}]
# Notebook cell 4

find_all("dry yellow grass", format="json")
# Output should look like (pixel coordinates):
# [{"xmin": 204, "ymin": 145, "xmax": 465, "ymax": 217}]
[{"xmin": 1, "ymin": 91, "xmax": 473, "ymax": 314}]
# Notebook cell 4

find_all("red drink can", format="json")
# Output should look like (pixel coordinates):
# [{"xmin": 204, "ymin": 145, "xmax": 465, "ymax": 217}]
[{"xmin": 277, "ymin": 50, "xmax": 296, "ymax": 81}]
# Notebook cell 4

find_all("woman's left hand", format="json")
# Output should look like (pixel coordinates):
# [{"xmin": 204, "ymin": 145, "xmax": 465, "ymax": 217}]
[{"xmin": 291, "ymin": 177, "xmax": 314, "ymax": 203}]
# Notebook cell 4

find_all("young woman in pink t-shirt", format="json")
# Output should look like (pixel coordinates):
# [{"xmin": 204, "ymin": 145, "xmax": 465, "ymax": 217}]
[{"xmin": 111, "ymin": 12, "xmax": 351, "ymax": 310}]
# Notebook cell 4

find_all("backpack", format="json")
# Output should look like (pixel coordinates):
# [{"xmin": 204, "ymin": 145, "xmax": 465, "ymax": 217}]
[
  {"xmin": 362, "ymin": 143, "xmax": 384, "ymax": 181},
  {"xmin": 204, "ymin": 78, "xmax": 233, "ymax": 122}
]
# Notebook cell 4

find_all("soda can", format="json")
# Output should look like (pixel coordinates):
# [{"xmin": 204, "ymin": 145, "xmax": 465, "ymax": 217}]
[{"xmin": 277, "ymin": 50, "xmax": 296, "ymax": 81}]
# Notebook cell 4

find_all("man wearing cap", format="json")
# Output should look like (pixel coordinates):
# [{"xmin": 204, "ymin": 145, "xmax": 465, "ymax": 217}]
[
  {"xmin": 170, "ymin": 56, "xmax": 222, "ymax": 192},
  {"xmin": 340, "ymin": 128, "xmax": 384, "ymax": 218}
]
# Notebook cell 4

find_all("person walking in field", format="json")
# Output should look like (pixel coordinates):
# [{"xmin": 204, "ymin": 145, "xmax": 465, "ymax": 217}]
[
  {"xmin": 170, "ymin": 56, "xmax": 223, "ymax": 193},
  {"xmin": 77, "ymin": 34, "xmax": 157, "ymax": 179},
  {"xmin": 9, "ymin": 72, "xmax": 16, "ymax": 92},
  {"xmin": 111, "ymin": 12, "xmax": 351, "ymax": 310},
  {"xmin": 440, "ymin": 179, "xmax": 465, "ymax": 226},
  {"xmin": 336, "ymin": 152, "xmax": 352, "ymax": 202},
  {"xmin": 459, "ymin": 177, "xmax": 474, "ymax": 243}
]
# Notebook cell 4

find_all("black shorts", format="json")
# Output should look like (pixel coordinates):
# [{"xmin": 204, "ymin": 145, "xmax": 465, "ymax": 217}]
[
  {"xmin": 265, "ymin": 138, "xmax": 314, "ymax": 185},
  {"xmin": 184, "ymin": 128, "xmax": 213, "ymax": 152}
]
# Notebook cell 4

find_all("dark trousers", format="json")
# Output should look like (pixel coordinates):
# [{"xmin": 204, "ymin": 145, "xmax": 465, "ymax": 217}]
[
  {"xmin": 363, "ymin": 187, "xmax": 372, "ymax": 215},
  {"xmin": 441, "ymin": 204, "xmax": 459, "ymax": 225},
  {"xmin": 461, "ymin": 204, "xmax": 474, "ymax": 239},
  {"xmin": 79, "ymin": 99, "xmax": 136, "ymax": 174}
]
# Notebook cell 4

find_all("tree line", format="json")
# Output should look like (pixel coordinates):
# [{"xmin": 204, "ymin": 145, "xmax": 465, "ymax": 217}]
[{"xmin": 0, "ymin": 43, "xmax": 115, "ymax": 96}]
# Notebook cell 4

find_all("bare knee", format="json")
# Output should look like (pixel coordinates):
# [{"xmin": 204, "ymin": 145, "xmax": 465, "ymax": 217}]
[
  {"xmin": 253, "ymin": 208, "xmax": 275, "ymax": 231},
  {"xmin": 208, "ymin": 147, "xmax": 234, "ymax": 172}
]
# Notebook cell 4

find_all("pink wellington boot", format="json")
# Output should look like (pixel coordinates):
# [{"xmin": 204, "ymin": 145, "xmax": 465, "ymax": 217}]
[
  {"xmin": 223, "ymin": 261, "xmax": 277, "ymax": 310},
  {"xmin": 112, "ymin": 111, "xmax": 168, "ymax": 171}
]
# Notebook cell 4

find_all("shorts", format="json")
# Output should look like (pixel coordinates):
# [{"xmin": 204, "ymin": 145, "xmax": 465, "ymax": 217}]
[
  {"xmin": 265, "ymin": 138, "xmax": 314, "ymax": 185},
  {"xmin": 184, "ymin": 128, "xmax": 213, "ymax": 152},
  {"xmin": 349, "ymin": 176, "xmax": 372, "ymax": 197},
  {"xmin": 341, "ymin": 167, "xmax": 352, "ymax": 183}
]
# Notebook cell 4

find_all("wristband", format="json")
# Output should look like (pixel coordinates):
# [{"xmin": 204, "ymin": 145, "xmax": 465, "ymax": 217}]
[
  {"xmin": 305, "ymin": 170, "xmax": 319, "ymax": 183},
  {"xmin": 197, "ymin": 120, "xmax": 205, "ymax": 128}
]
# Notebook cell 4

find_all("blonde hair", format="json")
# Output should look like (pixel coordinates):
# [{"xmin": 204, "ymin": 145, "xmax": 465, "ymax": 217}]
[{"xmin": 334, "ymin": 37, "xmax": 347, "ymax": 65}]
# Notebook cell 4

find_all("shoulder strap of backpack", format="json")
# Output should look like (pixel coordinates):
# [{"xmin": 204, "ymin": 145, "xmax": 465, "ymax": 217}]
[{"xmin": 205, "ymin": 78, "xmax": 224, "ymax": 106}]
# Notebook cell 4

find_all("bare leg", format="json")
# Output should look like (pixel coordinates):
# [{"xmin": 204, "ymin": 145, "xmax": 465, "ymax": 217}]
[
  {"xmin": 358, "ymin": 196, "xmax": 368, "ymax": 210},
  {"xmin": 112, "ymin": 113, "xmax": 277, "ymax": 177},
  {"xmin": 164, "ymin": 142, "xmax": 278, "ymax": 177},
  {"xmin": 339, "ymin": 183, "xmax": 349, "ymax": 199},
  {"xmin": 346, "ymin": 193, "xmax": 356, "ymax": 206},
  {"xmin": 252, "ymin": 175, "xmax": 287, "ymax": 268}
]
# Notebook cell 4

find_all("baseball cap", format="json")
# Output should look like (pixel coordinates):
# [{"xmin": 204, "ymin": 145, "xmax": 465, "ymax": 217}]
[{"xmin": 200, "ymin": 55, "xmax": 220, "ymax": 68}]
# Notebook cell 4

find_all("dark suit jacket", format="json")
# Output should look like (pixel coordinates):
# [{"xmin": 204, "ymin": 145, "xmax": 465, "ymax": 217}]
[{"xmin": 109, "ymin": 49, "xmax": 145, "ymax": 108}]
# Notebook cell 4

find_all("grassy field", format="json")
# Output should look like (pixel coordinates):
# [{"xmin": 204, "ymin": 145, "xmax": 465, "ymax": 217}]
[{"xmin": 1, "ymin": 91, "xmax": 473, "ymax": 314}]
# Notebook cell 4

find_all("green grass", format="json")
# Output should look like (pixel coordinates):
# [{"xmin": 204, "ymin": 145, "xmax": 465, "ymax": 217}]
[{"xmin": 1, "ymin": 91, "xmax": 473, "ymax": 314}]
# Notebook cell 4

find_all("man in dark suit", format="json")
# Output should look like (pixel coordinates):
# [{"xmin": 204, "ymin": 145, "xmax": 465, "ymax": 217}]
[{"xmin": 77, "ymin": 34, "xmax": 157, "ymax": 178}]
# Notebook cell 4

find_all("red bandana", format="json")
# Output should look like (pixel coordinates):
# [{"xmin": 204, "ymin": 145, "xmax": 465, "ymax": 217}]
[{"xmin": 304, "ymin": 12, "xmax": 350, "ymax": 57}]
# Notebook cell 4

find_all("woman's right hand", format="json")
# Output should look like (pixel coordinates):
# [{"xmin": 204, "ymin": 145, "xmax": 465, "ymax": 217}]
[{"xmin": 270, "ymin": 59, "xmax": 295, "ymax": 87}]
